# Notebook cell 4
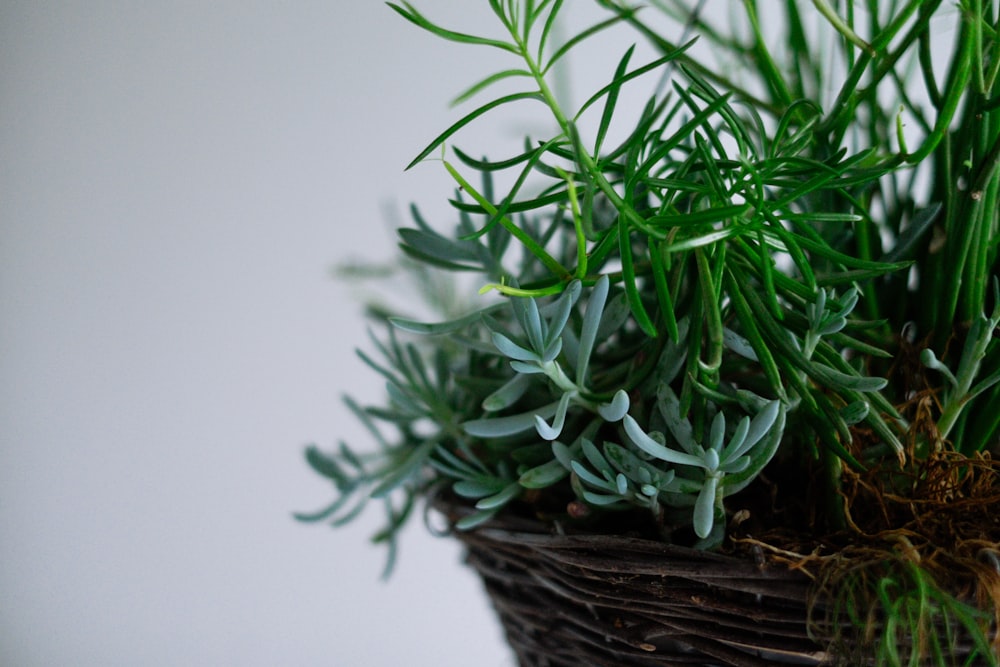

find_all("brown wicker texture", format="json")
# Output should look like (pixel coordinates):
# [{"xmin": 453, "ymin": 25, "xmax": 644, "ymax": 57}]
[{"xmin": 436, "ymin": 500, "xmax": 989, "ymax": 667}]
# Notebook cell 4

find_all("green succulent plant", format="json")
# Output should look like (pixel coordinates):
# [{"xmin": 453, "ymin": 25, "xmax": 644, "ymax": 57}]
[{"xmin": 301, "ymin": 1, "xmax": 1000, "ymax": 662}]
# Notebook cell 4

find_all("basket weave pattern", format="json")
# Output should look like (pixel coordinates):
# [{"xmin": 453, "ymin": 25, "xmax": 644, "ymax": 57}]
[{"xmin": 440, "ymin": 503, "xmax": 831, "ymax": 667}]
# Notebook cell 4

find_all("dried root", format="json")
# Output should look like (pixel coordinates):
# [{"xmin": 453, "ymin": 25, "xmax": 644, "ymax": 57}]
[{"xmin": 734, "ymin": 450, "xmax": 1000, "ymax": 664}]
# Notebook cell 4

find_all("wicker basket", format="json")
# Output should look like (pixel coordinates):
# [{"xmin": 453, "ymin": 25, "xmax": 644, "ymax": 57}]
[
  {"xmin": 436, "ymin": 500, "xmax": 825, "ymax": 667},
  {"xmin": 434, "ymin": 498, "xmax": 992, "ymax": 667}
]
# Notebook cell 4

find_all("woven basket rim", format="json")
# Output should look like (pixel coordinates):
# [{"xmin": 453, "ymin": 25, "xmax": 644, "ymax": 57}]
[
  {"xmin": 431, "ymin": 494, "xmax": 996, "ymax": 666},
  {"xmin": 433, "ymin": 495, "xmax": 832, "ymax": 666},
  {"xmin": 432, "ymin": 493, "xmax": 802, "ymax": 567}
]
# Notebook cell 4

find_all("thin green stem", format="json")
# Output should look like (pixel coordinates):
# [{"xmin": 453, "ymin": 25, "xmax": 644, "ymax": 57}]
[
  {"xmin": 973, "ymin": 0, "xmax": 987, "ymax": 95},
  {"xmin": 905, "ymin": 12, "xmax": 976, "ymax": 165},
  {"xmin": 743, "ymin": 0, "xmax": 794, "ymax": 108},
  {"xmin": 695, "ymin": 246, "xmax": 724, "ymax": 387},
  {"xmin": 443, "ymin": 160, "xmax": 570, "ymax": 281},
  {"xmin": 811, "ymin": 0, "xmax": 875, "ymax": 56},
  {"xmin": 557, "ymin": 167, "xmax": 589, "ymax": 279}
]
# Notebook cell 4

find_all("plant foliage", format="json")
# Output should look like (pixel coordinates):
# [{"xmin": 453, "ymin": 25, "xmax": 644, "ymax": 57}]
[{"xmin": 301, "ymin": 0, "xmax": 1000, "ymax": 662}]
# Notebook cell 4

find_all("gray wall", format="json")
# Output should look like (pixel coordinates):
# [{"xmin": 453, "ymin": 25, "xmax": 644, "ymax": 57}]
[{"xmin": 1, "ymin": 3, "xmax": 523, "ymax": 665}]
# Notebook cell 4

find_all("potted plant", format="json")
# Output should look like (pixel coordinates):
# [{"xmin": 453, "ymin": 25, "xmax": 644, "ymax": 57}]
[{"xmin": 299, "ymin": 1, "xmax": 1000, "ymax": 664}]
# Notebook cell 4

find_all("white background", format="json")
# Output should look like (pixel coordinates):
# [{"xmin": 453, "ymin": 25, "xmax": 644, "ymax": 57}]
[
  {"xmin": 0, "ymin": 2, "xmax": 657, "ymax": 665},
  {"xmin": 1, "ymin": 2, "xmax": 509, "ymax": 665}
]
